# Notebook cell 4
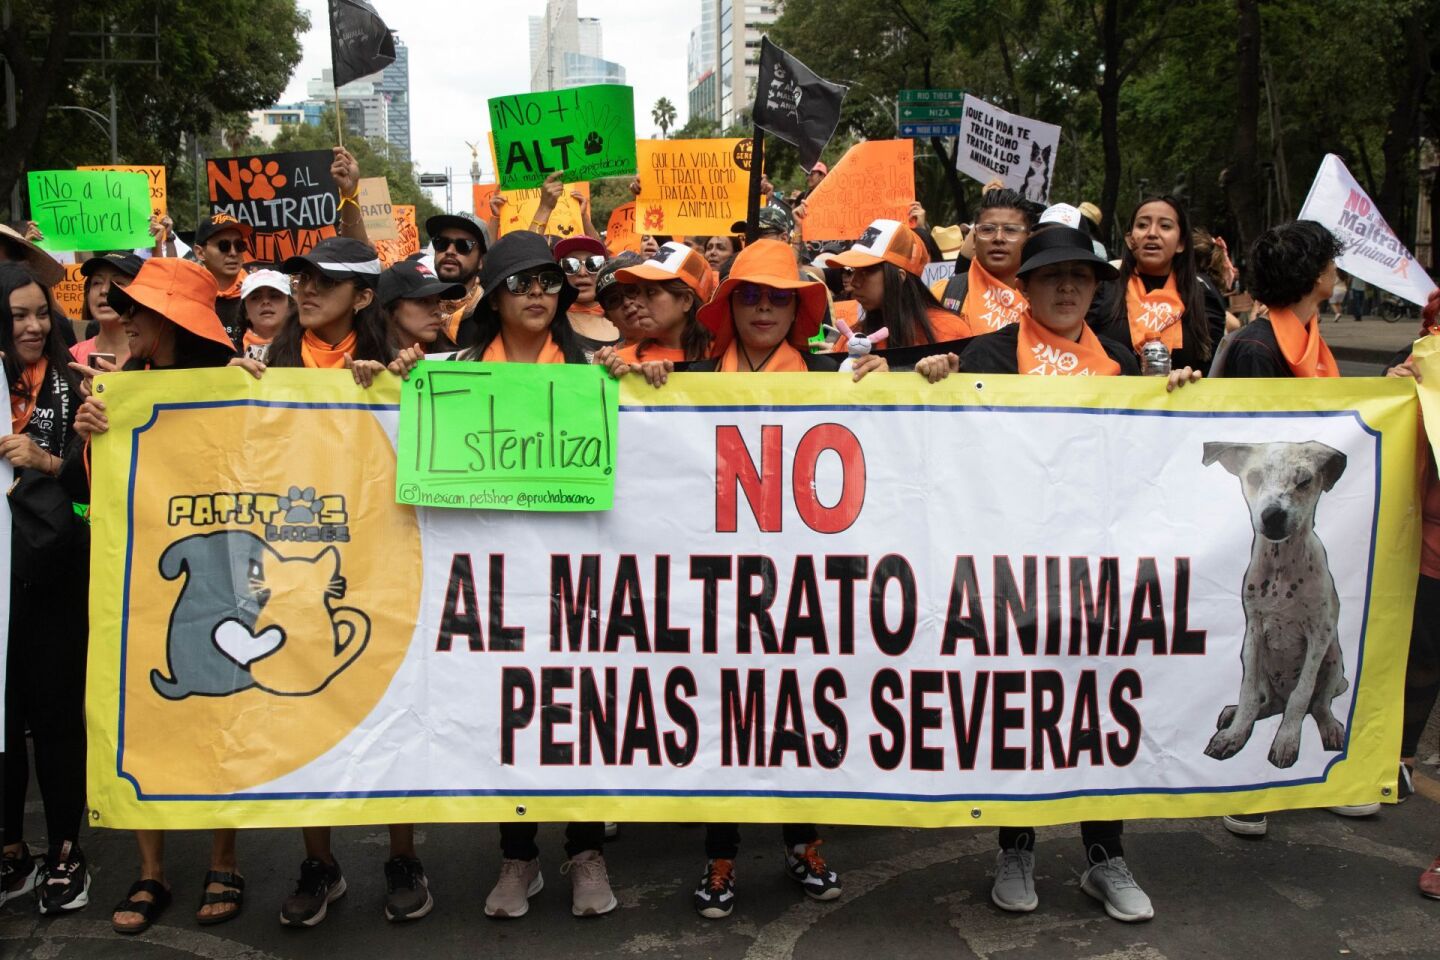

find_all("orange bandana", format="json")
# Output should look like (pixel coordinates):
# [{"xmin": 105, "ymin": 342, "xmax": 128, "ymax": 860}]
[
  {"xmin": 1124, "ymin": 273, "xmax": 1185, "ymax": 353},
  {"xmin": 11, "ymin": 357, "xmax": 47, "ymax": 434},
  {"xmin": 717, "ymin": 339, "xmax": 809, "ymax": 372},
  {"xmin": 480, "ymin": 335, "xmax": 566, "ymax": 364},
  {"xmin": 618, "ymin": 342, "xmax": 687, "ymax": 364},
  {"xmin": 962, "ymin": 261, "xmax": 1029, "ymax": 332},
  {"xmin": 217, "ymin": 268, "xmax": 248, "ymax": 300},
  {"xmin": 1268, "ymin": 306, "xmax": 1338, "ymax": 378},
  {"xmin": 300, "ymin": 329, "xmax": 357, "ymax": 369},
  {"xmin": 1015, "ymin": 316, "xmax": 1121, "ymax": 377},
  {"xmin": 570, "ymin": 302, "xmax": 606, "ymax": 316}
]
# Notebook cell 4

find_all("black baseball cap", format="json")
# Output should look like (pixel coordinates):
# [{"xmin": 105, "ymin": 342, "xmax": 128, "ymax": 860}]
[
  {"xmin": 425, "ymin": 212, "xmax": 491, "ymax": 251},
  {"xmin": 377, "ymin": 259, "xmax": 466, "ymax": 307},
  {"xmin": 195, "ymin": 213, "xmax": 253, "ymax": 246},
  {"xmin": 80, "ymin": 251, "xmax": 144, "ymax": 279},
  {"xmin": 280, "ymin": 237, "xmax": 384, "ymax": 286},
  {"xmin": 1015, "ymin": 225, "xmax": 1118, "ymax": 281},
  {"xmin": 594, "ymin": 251, "xmax": 643, "ymax": 301}
]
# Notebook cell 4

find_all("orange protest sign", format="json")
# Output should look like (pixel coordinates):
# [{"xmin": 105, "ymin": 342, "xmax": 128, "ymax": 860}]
[
  {"xmin": 54, "ymin": 262, "xmax": 87, "ymax": 325},
  {"xmin": 374, "ymin": 205, "xmax": 419, "ymax": 267},
  {"xmin": 78, "ymin": 164, "xmax": 167, "ymax": 218},
  {"xmin": 799, "ymin": 141, "xmax": 914, "ymax": 241},
  {"xmin": 495, "ymin": 183, "xmax": 590, "ymax": 239},
  {"xmin": 472, "ymin": 182, "xmax": 499, "ymax": 220},
  {"xmin": 635, "ymin": 138, "xmax": 755, "ymax": 235},
  {"xmin": 605, "ymin": 202, "xmax": 642, "ymax": 255}
]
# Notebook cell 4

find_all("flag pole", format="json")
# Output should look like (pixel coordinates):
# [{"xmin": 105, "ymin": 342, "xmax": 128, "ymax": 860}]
[
  {"xmin": 328, "ymin": 0, "xmax": 345, "ymax": 147},
  {"xmin": 333, "ymin": 85, "xmax": 345, "ymax": 148},
  {"xmin": 744, "ymin": 126, "xmax": 765, "ymax": 244}
]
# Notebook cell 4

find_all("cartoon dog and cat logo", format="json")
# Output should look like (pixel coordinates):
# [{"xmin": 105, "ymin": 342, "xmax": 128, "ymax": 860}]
[{"xmin": 152, "ymin": 485, "xmax": 370, "ymax": 701}]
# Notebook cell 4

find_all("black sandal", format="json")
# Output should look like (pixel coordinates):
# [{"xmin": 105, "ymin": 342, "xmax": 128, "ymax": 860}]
[
  {"xmin": 112, "ymin": 878, "xmax": 172, "ymax": 935},
  {"xmin": 196, "ymin": 870, "xmax": 245, "ymax": 925}
]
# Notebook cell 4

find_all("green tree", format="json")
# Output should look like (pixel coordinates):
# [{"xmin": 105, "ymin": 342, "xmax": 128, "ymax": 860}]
[{"xmin": 651, "ymin": 97, "xmax": 678, "ymax": 138}]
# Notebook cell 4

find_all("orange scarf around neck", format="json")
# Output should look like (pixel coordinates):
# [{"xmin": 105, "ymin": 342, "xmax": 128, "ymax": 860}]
[
  {"xmin": 217, "ymin": 268, "xmax": 248, "ymax": 300},
  {"xmin": 1268, "ymin": 305, "xmax": 1338, "ymax": 378},
  {"xmin": 1124, "ymin": 273, "xmax": 1185, "ymax": 353},
  {"xmin": 717, "ymin": 339, "xmax": 809, "ymax": 372},
  {"xmin": 1015, "ymin": 315, "xmax": 1121, "ymax": 376},
  {"xmin": 11, "ymin": 357, "xmax": 47, "ymax": 434},
  {"xmin": 480, "ymin": 334, "xmax": 566, "ymax": 364},
  {"xmin": 300, "ymin": 329, "xmax": 357, "ymax": 369},
  {"xmin": 962, "ymin": 260, "xmax": 1029, "ymax": 332}
]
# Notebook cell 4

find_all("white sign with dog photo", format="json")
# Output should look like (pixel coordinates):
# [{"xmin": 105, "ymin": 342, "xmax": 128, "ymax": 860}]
[{"xmin": 956, "ymin": 95, "xmax": 1061, "ymax": 204}]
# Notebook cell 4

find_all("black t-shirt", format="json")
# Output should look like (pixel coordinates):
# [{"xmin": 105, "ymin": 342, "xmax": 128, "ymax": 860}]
[
  {"xmin": 571, "ymin": 330, "xmax": 621, "ymax": 364},
  {"xmin": 1214, "ymin": 318, "xmax": 1291, "ymax": 378},
  {"xmin": 216, "ymin": 296, "xmax": 245, "ymax": 351},
  {"xmin": 1090, "ymin": 272, "xmax": 1226, "ymax": 373},
  {"xmin": 959, "ymin": 322, "xmax": 1141, "ymax": 376},
  {"xmin": 20, "ymin": 362, "xmax": 76, "ymax": 457}
]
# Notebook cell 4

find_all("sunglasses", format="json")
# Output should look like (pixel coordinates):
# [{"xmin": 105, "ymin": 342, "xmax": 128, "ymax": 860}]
[
  {"xmin": 433, "ymin": 236, "xmax": 479, "ymax": 254},
  {"xmin": 734, "ymin": 283, "xmax": 795, "ymax": 307},
  {"xmin": 560, "ymin": 255, "xmax": 606, "ymax": 276},
  {"xmin": 207, "ymin": 239, "xmax": 247, "ymax": 254},
  {"xmin": 289, "ymin": 271, "xmax": 346, "ymax": 293},
  {"xmin": 504, "ymin": 269, "xmax": 565, "ymax": 295}
]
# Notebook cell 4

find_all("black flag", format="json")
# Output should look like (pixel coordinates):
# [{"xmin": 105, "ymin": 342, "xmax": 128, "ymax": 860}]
[
  {"xmin": 329, "ymin": 0, "xmax": 396, "ymax": 88},
  {"xmin": 750, "ymin": 37, "xmax": 848, "ymax": 171}
]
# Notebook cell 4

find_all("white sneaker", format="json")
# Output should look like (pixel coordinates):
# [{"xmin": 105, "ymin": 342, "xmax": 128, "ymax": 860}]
[
  {"xmin": 562, "ymin": 850, "xmax": 617, "ymax": 917},
  {"xmin": 484, "ymin": 858, "xmax": 542, "ymax": 918},
  {"xmin": 1080, "ymin": 854, "xmax": 1153, "ymax": 923},
  {"xmin": 990, "ymin": 843, "xmax": 1037, "ymax": 912},
  {"xmin": 1328, "ymin": 802, "xmax": 1381, "ymax": 817},
  {"xmin": 1222, "ymin": 813, "xmax": 1268, "ymax": 837}
]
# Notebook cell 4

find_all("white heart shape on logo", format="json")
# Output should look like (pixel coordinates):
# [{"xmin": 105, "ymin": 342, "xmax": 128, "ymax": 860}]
[{"xmin": 212, "ymin": 619, "xmax": 285, "ymax": 667}]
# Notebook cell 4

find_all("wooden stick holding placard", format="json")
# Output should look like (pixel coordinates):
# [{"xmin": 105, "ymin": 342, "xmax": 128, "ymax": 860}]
[{"xmin": 744, "ymin": 127, "xmax": 766, "ymax": 244}]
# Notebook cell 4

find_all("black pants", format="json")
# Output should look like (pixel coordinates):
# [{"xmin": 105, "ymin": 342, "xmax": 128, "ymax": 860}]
[
  {"xmin": 4, "ymin": 572, "xmax": 89, "ymax": 851},
  {"xmin": 1403, "ymin": 575, "xmax": 1440, "ymax": 758},
  {"xmin": 499, "ymin": 822, "xmax": 604, "ymax": 860},
  {"xmin": 998, "ymin": 821, "xmax": 1123, "ymax": 863},
  {"xmin": 704, "ymin": 823, "xmax": 818, "ymax": 860}
]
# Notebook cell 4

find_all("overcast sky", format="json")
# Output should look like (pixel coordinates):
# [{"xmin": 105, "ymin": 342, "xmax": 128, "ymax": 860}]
[{"xmin": 281, "ymin": 0, "xmax": 695, "ymax": 209}]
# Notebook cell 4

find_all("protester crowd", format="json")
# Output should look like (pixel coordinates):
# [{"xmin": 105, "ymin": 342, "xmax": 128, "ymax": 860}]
[{"xmin": 3, "ymin": 142, "xmax": 1440, "ymax": 936}]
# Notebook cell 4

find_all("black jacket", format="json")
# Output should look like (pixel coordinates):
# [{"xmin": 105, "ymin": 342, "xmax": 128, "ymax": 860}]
[
  {"xmin": 1089, "ymin": 273, "xmax": 1226, "ymax": 373},
  {"xmin": 960, "ymin": 322, "xmax": 1141, "ymax": 376}
]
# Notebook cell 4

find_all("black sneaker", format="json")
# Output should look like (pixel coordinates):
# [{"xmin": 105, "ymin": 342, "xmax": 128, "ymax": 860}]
[
  {"xmin": 37, "ymin": 842, "xmax": 90, "ymax": 914},
  {"xmin": 784, "ymin": 841, "xmax": 842, "ymax": 901},
  {"xmin": 1, "ymin": 848, "xmax": 38, "ymax": 906},
  {"xmin": 279, "ymin": 858, "xmax": 346, "ymax": 927},
  {"xmin": 1399, "ymin": 763, "xmax": 1415, "ymax": 803},
  {"xmin": 693, "ymin": 859, "xmax": 735, "ymax": 919},
  {"xmin": 383, "ymin": 856, "xmax": 433, "ymax": 921}
]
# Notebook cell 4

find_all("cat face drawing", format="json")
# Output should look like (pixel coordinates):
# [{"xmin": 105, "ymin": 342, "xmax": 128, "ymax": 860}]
[{"xmin": 151, "ymin": 530, "xmax": 371, "ymax": 700}]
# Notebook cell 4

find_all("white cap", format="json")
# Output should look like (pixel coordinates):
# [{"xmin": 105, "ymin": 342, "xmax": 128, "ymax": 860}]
[
  {"xmin": 240, "ymin": 269, "xmax": 291, "ymax": 299},
  {"xmin": 1039, "ymin": 203, "xmax": 1084, "ymax": 229}
]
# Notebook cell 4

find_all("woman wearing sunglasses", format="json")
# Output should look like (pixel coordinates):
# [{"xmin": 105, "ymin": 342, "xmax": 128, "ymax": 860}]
[
  {"xmin": 832, "ymin": 218, "xmax": 974, "ymax": 352},
  {"xmin": 554, "ymin": 236, "xmax": 620, "ymax": 361},
  {"xmin": 593, "ymin": 242, "xmax": 716, "ymax": 382}
]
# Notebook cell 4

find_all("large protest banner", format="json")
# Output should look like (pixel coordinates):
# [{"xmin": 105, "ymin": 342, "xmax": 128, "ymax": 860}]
[
  {"xmin": 86, "ymin": 370, "xmax": 1415, "ymax": 829},
  {"xmin": 635, "ymin": 139, "xmax": 755, "ymax": 235},
  {"xmin": 28, "ymin": 169, "xmax": 153, "ymax": 251},
  {"xmin": 956, "ymin": 95, "xmax": 1060, "ymax": 204},
  {"xmin": 488, "ymin": 84, "xmax": 637, "ymax": 189},
  {"xmin": 800, "ymin": 140, "xmax": 914, "ymax": 241},
  {"xmin": 206, "ymin": 150, "xmax": 338, "ymax": 261},
  {"xmin": 78, "ymin": 164, "xmax": 167, "ymax": 219},
  {"xmin": 1298, "ymin": 154, "xmax": 1438, "ymax": 307}
]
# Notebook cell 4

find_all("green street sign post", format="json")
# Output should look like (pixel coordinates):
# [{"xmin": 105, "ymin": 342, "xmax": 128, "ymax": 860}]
[
  {"xmin": 899, "ymin": 104, "xmax": 966, "ymax": 121},
  {"xmin": 898, "ymin": 89, "xmax": 966, "ymax": 104}
]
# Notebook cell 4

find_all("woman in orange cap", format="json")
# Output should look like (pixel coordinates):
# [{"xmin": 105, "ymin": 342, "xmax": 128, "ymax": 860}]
[
  {"xmin": 69, "ymin": 257, "xmax": 247, "ymax": 934},
  {"xmin": 593, "ymin": 241, "xmax": 715, "ymax": 377},
  {"xmin": 831, "ymin": 218, "xmax": 974, "ymax": 351}
]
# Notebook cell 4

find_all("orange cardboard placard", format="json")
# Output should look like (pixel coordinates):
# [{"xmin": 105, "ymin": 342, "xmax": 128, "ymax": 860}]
[
  {"xmin": 605, "ymin": 202, "xmax": 642, "ymax": 255},
  {"xmin": 800, "ymin": 141, "xmax": 914, "ymax": 241},
  {"xmin": 635, "ymin": 138, "xmax": 755, "ymax": 236},
  {"xmin": 374, "ymin": 205, "xmax": 419, "ymax": 267}
]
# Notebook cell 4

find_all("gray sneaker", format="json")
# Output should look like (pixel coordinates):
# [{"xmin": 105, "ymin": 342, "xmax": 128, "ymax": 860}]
[
  {"xmin": 562, "ymin": 850, "xmax": 617, "ymax": 917},
  {"xmin": 990, "ymin": 841, "xmax": 1037, "ymax": 912},
  {"xmin": 484, "ymin": 858, "xmax": 542, "ymax": 919},
  {"xmin": 1080, "ymin": 853, "xmax": 1153, "ymax": 922}
]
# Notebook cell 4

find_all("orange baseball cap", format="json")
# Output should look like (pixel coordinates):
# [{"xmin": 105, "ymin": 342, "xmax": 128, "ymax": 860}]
[
  {"xmin": 698, "ymin": 239, "xmax": 829, "ymax": 352},
  {"xmin": 107, "ymin": 258, "xmax": 235, "ymax": 351},
  {"xmin": 831, "ymin": 219, "xmax": 931, "ymax": 277},
  {"xmin": 614, "ymin": 241, "xmax": 718, "ymax": 301}
]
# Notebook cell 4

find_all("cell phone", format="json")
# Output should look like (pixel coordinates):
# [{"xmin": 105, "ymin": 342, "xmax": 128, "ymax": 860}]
[{"xmin": 91, "ymin": 353, "xmax": 116, "ymax": 368}]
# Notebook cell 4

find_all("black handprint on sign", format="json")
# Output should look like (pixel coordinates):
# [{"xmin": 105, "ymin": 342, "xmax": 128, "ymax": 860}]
[{"xmin": 584, "ymin": 131, "xmax": 604, "ymax": 155}]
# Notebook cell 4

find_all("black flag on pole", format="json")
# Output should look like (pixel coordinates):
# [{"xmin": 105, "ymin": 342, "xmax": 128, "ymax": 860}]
[
  {"xmin": 329, "ymin": 0, "xmax": 396, "ymax": 88},
  {"xmin": 750, "ymin": 37, "xmax": 848, "ymax": 172}
]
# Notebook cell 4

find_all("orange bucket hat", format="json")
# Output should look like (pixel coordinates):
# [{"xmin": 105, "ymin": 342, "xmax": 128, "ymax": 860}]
[
  {"xmin": 831, "ymin": 218, "xmax": 931, "ymax": 277},
  {"xmin": 615, "ymin": 241, "xmax": 718, "ymax": 301},
  {"xmin": 698, "ymin": 240, "xmax": 828, "ymax": 352},
  {"xmin": 108, "ymin": 258, "xmax": 235, "ymax": 351}
]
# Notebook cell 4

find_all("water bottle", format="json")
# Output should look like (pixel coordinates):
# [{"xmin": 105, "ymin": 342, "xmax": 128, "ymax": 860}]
[{"xmin": 1141, "ymin": 340, "xmax": 1172, "ymax": 376}]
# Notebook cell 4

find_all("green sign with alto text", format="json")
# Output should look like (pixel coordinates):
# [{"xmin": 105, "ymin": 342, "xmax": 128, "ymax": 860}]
[
  {"xmin": 396, "ymin": 360, "xmax": 618, "ymax": 511},
  {"xmin": 487, "ymin": 84, "xmax": 638, "ymax": 190}
]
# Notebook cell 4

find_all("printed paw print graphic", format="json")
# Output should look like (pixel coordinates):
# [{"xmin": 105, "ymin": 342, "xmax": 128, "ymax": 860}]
[
  {"xmin": 584, "ymin": 131, "xmax": 604, "ymax": 155},
  {"xmin": 643, "ymin": 205, "xmax": 665, "ymax": 231},
  {"xmin": 278, "ymin": 486, "xmax": 319, "ymax": 524},
  {"xmin": 239, "ymin": 158, "xmax": 288, "ymax": 201},
  {"xmin": 555, "ymin": 223, "xmax": 575, "ymax": 236}
]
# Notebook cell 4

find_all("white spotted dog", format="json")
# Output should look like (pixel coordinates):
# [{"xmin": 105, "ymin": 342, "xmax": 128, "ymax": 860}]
[{"xmin": 1202, "ymin": 440, "xmax": 1350, "ymax": 769}]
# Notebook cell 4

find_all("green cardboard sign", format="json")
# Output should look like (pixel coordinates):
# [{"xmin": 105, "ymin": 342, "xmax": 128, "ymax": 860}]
[
  {"xmin": 27, "ymin": 170, "xmax": 153, "ymax": 251},
  {"xmin": 488, "ymin": 84, "xmax": 637, "ymax": 190},
  {"xmin": 396, "ymin": 360, "xmax": 618, "ymax": 511}
]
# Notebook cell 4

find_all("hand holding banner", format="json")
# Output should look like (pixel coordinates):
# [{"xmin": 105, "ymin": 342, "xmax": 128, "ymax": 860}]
[
  {"xmin": 27, "ymin": 170, "xmax": 153, "ymax": 251},
  {"xmin": 799, "ymin": 140, "xmax": 915, "ymax": 241},
  {"xmin": 396, "ymin": 360, "xmax": 618, "ymax": 511},
  {"xmin": 488, "ymin": 85, "xmax": 637, "ymax": 189}
]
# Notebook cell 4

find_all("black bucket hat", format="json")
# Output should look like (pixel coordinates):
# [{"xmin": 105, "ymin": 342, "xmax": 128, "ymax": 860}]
[
  {"xmin": 1016, "ymin": 225, "xmax": 1118, "ymax": 281},
  {"xmin": 476, "ymin": 231, "xmax": 577, "ymax": 314},
  {"xmin": 280, "ymin": 237, "xmax": 384, "ymax": 287}
]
